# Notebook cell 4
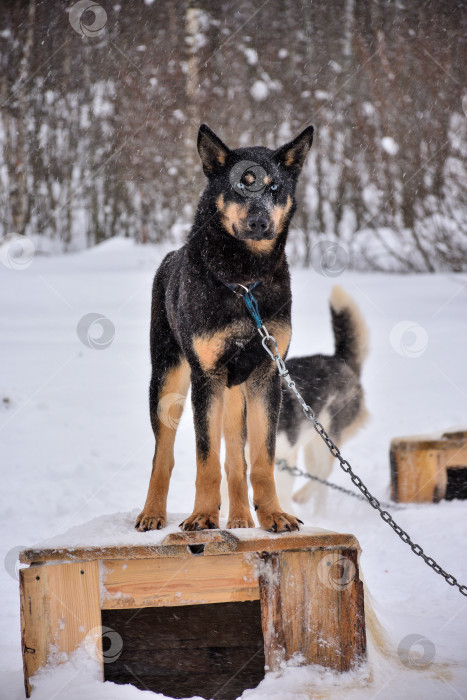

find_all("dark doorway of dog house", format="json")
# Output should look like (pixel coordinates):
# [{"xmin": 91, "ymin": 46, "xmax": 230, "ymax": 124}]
[
  {"xmin": 102, "ymin": 600, "xmax": 265, "ymax": 700},
  {"xmin": 445, "ymin": 467, "xmax": 467, "ymax": 501}
]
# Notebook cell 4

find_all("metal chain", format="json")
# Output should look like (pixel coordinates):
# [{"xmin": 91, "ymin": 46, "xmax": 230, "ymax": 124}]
[
  {"xmin": 275, "ymin": 458, "xmax": 405, "ymax": 509},
  {"xmin": 259, "ymin": 326, "xmax": 467, "ymax": 598}
]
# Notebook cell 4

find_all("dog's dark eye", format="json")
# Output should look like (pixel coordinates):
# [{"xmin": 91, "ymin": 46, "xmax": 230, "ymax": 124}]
[{"xmin": 270, "ymin": 183, "xmax": 279, "ymax": 191}]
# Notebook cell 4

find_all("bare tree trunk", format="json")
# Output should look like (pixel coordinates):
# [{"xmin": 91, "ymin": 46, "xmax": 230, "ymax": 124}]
[
  {"xmin": 184, "ymin": 0, "xmax": 201, "ymax": 217},
  {"xmin": 8, "ymin": 0, "xmax": 36, "ymax": 236}
]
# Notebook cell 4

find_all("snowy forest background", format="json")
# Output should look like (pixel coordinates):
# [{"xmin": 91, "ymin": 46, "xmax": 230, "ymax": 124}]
[{"xmin": 1, "ymin": 0, "xmax": 466, "ymax": 272}]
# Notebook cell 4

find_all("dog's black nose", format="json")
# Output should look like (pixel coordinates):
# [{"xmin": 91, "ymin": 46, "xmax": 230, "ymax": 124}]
[{"xmin": 247, "ymin": 215, "xmax": 269, "ymax": 235}]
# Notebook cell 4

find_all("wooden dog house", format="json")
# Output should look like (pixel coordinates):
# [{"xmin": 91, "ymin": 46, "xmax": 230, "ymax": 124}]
[
  {"xmin": 19, "ymin": 526, "xmax": 366, "ymax": 699},
  {"xmin": 390, "ymin": 430, "xmax": 467, "ymax": 503}
]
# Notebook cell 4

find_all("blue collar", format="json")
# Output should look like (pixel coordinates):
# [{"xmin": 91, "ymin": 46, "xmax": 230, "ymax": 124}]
[{"xmin": 223, "ymin": 280, "xmax": 263, "ymax": 329}]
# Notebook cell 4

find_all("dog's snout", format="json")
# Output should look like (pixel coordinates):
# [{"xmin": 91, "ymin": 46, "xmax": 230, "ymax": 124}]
[{"xmin": 247, "ymin": 215, "xmax": 269, "ymax": 234}]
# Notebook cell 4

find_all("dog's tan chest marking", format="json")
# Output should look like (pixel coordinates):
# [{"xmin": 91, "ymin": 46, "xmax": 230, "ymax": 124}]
[
  {"xmin": 193, "ymin": 329, "xmax": 230, "ymax": 372},
  {"xmin": 193, "ymin": 322, "xmax": 249, "ymax": 372},
  {"xmin": 192, "ymin": 319, "xmax": 289, "ymax": 373},
  {"xmin": 268, "ymin": 321, "xmax": 291, "ymax": 359}
]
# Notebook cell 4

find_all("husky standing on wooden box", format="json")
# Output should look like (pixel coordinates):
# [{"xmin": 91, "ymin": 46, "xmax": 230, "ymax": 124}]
[{"xmin": 136, "ymin": 123, "xmax": 314, "ymax": 533}]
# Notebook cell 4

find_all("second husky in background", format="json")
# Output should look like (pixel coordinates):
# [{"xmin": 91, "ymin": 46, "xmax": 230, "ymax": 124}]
[{"xmin": 274, "ymin": 285, "xmax": 369, "ymax": 515}]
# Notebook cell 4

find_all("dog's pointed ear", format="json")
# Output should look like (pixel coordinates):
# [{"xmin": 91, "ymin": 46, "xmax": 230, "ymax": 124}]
[
  {"xmin": 197, "ymin": 124, "xmax": 230, "ymax": 176},
  {"xmin": 273, "ymin": 125, "xmax": 314, "ymax": 173}
]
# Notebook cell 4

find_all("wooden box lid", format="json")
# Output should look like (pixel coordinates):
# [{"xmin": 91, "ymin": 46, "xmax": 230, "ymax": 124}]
[{"xmin": 19, "ymin": 512, "xmax": 361, "ymax": 564}]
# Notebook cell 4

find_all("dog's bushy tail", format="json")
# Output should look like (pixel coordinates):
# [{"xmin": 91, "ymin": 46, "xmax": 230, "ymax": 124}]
[{"xmin": 330, "ymin": 286, "xmax": 369, "ymax": 375}]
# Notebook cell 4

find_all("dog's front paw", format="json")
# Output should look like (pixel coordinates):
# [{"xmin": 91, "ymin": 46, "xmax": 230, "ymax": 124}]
[
  {"xmin": 135, "ymin": 510, "xmax": 166, "ymax": 531},
  {"xmin": 227, "ymin": 514, "xmax": 255, "ymax": 529},
  {"xmin": 257, "ymin": 511, "xmax": 303, "ymax": 533},
  {"xmin": 180, "ymin": 512, "xmax": 219, "ymax": 531}
]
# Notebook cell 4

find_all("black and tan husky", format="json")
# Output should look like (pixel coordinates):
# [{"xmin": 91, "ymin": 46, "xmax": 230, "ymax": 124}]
[{"xmin": 136, "ymin": 123, "xmax": 314, "ymax": 533}]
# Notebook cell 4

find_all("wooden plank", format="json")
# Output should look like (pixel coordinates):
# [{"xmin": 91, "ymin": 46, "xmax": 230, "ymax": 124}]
[
  {"xmin": 20, "ymin": 561, "xmax": 102, "ymax": 697},
  {"xmin": 163, "ymin": 529, "xmax": 239, "ymax": 553},
  {"xmin": 101, "ymin": 554, "xmax": 259, "ymax": 609},
  {"xmin": 444, "ymin": 446, "xmax": 467, "ymax": 467},
  {"xmin": 258, "ymin": 548, "xmax": 366, "ymax": 672},
  {"xmin": 234, "ymin": 531, "xmax": 360, "ymax": 555},
  {"xmin": 390, "ymin": 440, "xmax": 443, "ymax": 502},
  {"xmin": 20, "ymin": 529, "xmax": 360, "ymax": 564},
  {"xmin": 20, "ymin": 569, "xmax": 48, "ymax": 698}
]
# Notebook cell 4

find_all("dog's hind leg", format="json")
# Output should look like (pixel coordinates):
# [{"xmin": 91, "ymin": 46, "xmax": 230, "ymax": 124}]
[
  {"xmin": 292, "ymin": 436, "xmax": 317, "ymax": 506},
  {"xmin": 136, "ymin": 355, "xmax": 191, "ymax": 531},
  {"xmin": 180, "ymin": 374, "xmax": 224, "ymax": 531},
  {"xmin": 293, "ymin": 432, "xmax": 335, "ymax": 514},
  {"xmin": 223, "ymin": 384, "xmax": 254, "ymax": 529}
]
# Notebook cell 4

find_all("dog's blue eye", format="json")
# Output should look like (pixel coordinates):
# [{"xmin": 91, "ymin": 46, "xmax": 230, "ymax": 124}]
[{"xmin": 270, "ymin": 183, "xmax": 278, "ymax": 191}]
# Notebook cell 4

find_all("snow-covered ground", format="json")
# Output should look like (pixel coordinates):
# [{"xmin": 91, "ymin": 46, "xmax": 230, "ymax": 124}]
[{"xmin": 1, "ymin": 237, "xmax": 466, "ymax": 700}]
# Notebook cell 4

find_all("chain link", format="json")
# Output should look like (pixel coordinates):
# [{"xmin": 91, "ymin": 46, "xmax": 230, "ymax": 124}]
[
  {"xmin": 275, "ymin": 459, "xmax": 404, "ymax": 509},
  {"xmin": 262, "ymin": 329, "xmax": 467, "ymax": 598}
]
